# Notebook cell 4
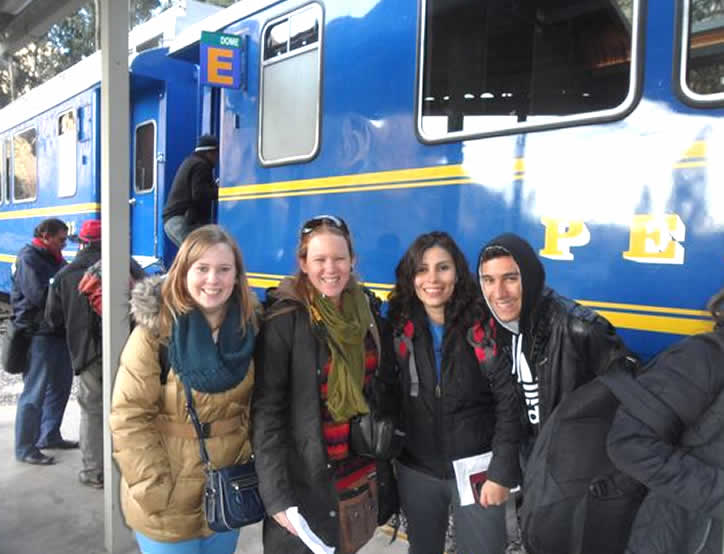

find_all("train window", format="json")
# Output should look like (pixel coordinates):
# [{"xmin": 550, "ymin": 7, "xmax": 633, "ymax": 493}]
[
  {"xmin": 259, "ymin": 4, "xmax": 322, "ymax": 166},
  {"xmin": 264, "ymin": 20, "xmax": 288, "ymax": 60},
  {"xmin": 134, "ymin": 121, "xmax": 156, "ymax": 193},
  {"xmin": 78, "ymin": 105, "xmax": 91, "ymax": 142},
  {"xmin": 57, "ymin": 111, "xmax": 77, "ymax": 198},
  {"xmin": 290, "ymin": 9, "xmax": 319, "ymax": 50},
  {"xmin": 418, "ymin": 0, "xmax": 641, "ymax": 141},
  {"xmin": 12, "ymin": 128, "xmax": 37, "ymax": 202},
  {"xmin": 678, "ymin": 1, "xmax": 724, "ymax": 104}
]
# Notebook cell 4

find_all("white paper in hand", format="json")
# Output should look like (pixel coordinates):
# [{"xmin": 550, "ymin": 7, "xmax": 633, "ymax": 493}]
[
  {"xmin": 452, "ymin": 451, "xmax": 492, "ymax": 506},
  {"xmin": 285, "ymin": 506, "xmax": 335, "ymax": 554}
]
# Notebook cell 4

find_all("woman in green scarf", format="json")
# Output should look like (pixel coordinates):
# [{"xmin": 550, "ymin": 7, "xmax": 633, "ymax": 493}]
[{"xmin": 252, "ymin": 215, "xmax": 392, "ymax": 553}]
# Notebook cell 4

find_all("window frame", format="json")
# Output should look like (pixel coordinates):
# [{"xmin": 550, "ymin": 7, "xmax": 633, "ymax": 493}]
[
  {"xmin": 674, "ymin": 0, "xmax": 724, "ymax": 107},
  {"xmin": 56, "ymin": 108, "xmax": 78, "ymax": 199},
  {"xmin": 258, "ymin": 2, "xmax": 324, "ymax": 167},
  {"xmin": 3, "ymin": 138, "xmax": 11, "ymax": 205},
  {"xmin": 0, "ymin": 140, "xmax": 4, "ymax": 205},
  {"xmin": 12, "ymin": 126, "xmax": 38, "ymax": 204},
  {"xmin": 415, "ymin": 0, "xmax": 646, "ymax": 144},
  {"xmin": 133, "ymin": 119, "xmax": 157, "ymax": 194}
]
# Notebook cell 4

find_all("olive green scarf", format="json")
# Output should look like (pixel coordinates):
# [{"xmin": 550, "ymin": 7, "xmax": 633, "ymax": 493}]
[{"xmin": 311, "ymin": 286, "xmax": 372, "ymax": 422}]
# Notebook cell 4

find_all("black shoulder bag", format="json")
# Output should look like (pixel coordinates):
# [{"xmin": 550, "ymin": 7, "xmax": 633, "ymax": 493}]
[
  {"xmin": 1, "ymin": 319, "xmax": 33, "ymax": 375},
  {"xmin": 182, "ymin": 382, "xmax": 265, "ymax": 532}
]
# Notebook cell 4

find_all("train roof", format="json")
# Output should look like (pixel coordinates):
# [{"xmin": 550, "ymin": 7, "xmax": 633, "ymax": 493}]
[
  {"xmin": 168, "ymin": 0, "xmax": 276, "ymax": 62},
  {"xmin": 0, "ymin": 51, "xmax": 101, "ymax": 133},
  {"xmin": 0, "ymin": 0, "xmax": 220, "ymax": 134}
]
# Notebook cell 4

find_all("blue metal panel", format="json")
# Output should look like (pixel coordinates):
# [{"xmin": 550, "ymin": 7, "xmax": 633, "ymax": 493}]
[
  {"xmin": 212, "ymin": 0, "xmax": 724, "ymax": 361},
  {"xmin": 130, "ymin": 90, "xmax": 160, "ymax": 258}
]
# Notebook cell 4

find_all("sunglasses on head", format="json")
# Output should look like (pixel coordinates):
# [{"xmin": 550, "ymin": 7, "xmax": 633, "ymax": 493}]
[{"xmin": 301, "ymin": 215, "xmax": 350, "ymax": 236}]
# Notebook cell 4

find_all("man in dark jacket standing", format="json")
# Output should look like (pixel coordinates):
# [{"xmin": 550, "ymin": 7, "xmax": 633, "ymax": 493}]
[
  {"xmin": 12, "ymin": 218, "xmax": 76, "ymax": 465},
  {"xmin": 477, "ymin": 233, "xmax": 630, "ymax": 464},
  {"xmin": 45, "ymin": 219, "xmax": 103, "ymax": 487},
  {"xmin": 162, "ymin": 134, "xmax": 219, "ymax": 247},
  {"xmin": 606, "ymin": 289, "xmax": 724, "ymax": 554}
]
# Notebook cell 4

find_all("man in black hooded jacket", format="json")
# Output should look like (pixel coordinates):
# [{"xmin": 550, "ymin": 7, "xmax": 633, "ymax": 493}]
[{"xmin": 477, "ymin": 233, "xmax": 631, "ymax": 463}]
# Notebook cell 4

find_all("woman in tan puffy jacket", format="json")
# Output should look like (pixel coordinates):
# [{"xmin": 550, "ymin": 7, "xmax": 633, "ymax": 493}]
[{"xmin": 110, "ymin": 225, "xmax": 257, "ymax": 554}]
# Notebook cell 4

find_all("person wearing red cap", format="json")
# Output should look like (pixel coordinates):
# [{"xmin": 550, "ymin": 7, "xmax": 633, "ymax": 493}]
[
  {"xmin": 45, "ymin": 219, "xmax": 104, "ymax": 487},
  {"xmin": 162, "ymin": 135, "xmax": 220, "ymax": 247}
]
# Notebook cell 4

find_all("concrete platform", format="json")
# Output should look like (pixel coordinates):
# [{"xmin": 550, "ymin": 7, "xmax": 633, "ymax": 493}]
[{"xmin": 0, "ymin": 400, "xmax": 408, "ymax": 554}]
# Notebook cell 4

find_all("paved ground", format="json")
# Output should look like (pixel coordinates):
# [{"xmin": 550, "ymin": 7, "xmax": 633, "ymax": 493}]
[{"xmin": 0, "ymin": 395, "xmax": 410, "ymax": 554}]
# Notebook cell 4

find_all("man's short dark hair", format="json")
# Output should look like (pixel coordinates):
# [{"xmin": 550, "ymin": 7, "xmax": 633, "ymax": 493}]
[
  {"xmin": 481, "ymin": 245, "xmax": 512, "ymax": 264},
  {"xmin": 33, "ymin": 218, "xmax": 68, "ymax": 238}
]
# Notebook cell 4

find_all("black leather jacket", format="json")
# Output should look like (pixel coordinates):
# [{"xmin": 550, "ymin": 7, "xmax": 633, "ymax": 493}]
[
  {"xmin": 45, "ymin": 244, "xmax": 101, "ymax": 374},
  {"xmin": 377, "ymin": 311, "xmax": 520, "ymax": 486},
  {"xmin": 520, "ymin": 287, "xmax": 629, "ymax": 432}
]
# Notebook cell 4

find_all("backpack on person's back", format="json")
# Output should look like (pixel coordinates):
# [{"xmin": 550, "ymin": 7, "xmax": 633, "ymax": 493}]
[{"xmin": 519, "ymin": 356, "xmax": 682, "ymax": 554}]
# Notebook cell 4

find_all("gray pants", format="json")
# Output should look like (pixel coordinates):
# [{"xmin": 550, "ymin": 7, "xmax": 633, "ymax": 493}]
[
  {"xmin": 78, "ymin": 360, "xmax": 103, "ymax": 474},
  {"xmin": 396, "ymin": 461, "xmax": 506, "ymax": 554}
]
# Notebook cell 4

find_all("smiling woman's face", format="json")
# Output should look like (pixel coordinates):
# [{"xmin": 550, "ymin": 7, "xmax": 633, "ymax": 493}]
[
  {"xmin": 300, "ymin": 231, "xmax": 353, "ymax": 305},
  {"xmin": 186, "ymin": 242, "xmax": 237, "ymax": 320},
  {"xmin": 414, "ymin": 246, "xmax": 456, "ymax": 319}
]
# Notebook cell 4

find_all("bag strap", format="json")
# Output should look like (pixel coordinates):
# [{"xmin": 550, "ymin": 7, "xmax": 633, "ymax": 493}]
[
  {"xmin": 466, "ymin": 320, "xmax": 497, "ymax": 368},
  {"xmin": 599, "ymin": 360, "xmax": 683, "ymax": 442},
  {"xmin": 182, "ymin": 381, "xmax": 214, "ymax": 469},
  {"xmin": 158, "ymin": 343, "xmax": 171, "ymax": 385},
  {"xmin": 393, "ymin": 333, "xmax": 419, "ymax": 397}
]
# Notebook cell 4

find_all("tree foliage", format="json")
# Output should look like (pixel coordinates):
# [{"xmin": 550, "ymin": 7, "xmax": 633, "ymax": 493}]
[{"xmin": 0, "ymin": 0, "xmax": 235, "ymax": 109}]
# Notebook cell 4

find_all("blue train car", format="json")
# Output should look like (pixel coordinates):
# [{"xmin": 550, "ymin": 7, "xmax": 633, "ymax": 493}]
[
  {"xmin": 169, "ymin": 0, "xmax": 724, "ymax": 360},
  {"xmin": 0, "ymin": 2, "xmax": 215, "ymax": 292}
]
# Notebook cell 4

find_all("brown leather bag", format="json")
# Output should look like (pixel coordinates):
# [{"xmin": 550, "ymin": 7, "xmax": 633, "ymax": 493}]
[{"xmin": 337, "ymin": 472, "xmax": 379, "ymax": 553}]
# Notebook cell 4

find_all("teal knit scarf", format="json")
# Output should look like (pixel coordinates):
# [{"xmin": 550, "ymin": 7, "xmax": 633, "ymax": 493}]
[{"xmin": 168, "ymin": 299, "xmax": 255, "ymax": 393}]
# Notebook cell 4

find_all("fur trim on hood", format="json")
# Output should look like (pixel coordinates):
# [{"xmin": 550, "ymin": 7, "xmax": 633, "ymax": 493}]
[{"xmin": 130, "ymin": 274, "xmax": 164, "ymax": 336}]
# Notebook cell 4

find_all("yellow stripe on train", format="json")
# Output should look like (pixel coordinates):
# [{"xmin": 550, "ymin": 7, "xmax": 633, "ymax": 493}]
[
  {"xmin": 247, "ymin": 273, "xmax": 712, "ymax": 336},
  {"xmin": 0, "ymin": 203, "xmax": 100, "ymax": 220}
]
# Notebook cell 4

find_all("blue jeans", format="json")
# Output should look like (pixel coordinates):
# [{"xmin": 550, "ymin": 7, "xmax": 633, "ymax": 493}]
[
  {"xmin": 135, "ymin": 530, "xmax": 240, "ymax": 554},
  {"xmin": 15, "ymin": 334, "xmax": 73, "ymax": 458},
  {"xmin": 164, "ymin": 215, "xmax": 200, "ymax": 248}
]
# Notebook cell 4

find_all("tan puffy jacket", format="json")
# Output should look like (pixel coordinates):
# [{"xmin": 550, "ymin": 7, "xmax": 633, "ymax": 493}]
[{"xmin": 110, "ymin": 276, "xmax": 254, "ymax": 542}]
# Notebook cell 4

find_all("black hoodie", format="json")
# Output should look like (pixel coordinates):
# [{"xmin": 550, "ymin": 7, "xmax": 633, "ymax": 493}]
[
  {"xmin": 478, "ymin": 233, "xmax": 630, "ymax": 440},
  {"xmin": 477, "ymin": 233, "xmax": 545, "ymax": 339}
]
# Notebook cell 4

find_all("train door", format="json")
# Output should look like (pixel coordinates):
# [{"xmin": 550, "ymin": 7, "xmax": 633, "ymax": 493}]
[{"xmin": 130, "ymin": 101, "xmax": 159, "ymax": 263}]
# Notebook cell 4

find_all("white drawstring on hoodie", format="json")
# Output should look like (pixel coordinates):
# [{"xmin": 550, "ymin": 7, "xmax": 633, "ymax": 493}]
[{"xmin": 511, "ymin": 333, "xmax": 540, "ymax": 426}]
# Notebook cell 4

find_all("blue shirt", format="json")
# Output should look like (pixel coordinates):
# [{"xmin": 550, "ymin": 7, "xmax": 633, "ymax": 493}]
[{"xmin": 428, "ymin": 318, "xmax": 445, "ymax": 384}]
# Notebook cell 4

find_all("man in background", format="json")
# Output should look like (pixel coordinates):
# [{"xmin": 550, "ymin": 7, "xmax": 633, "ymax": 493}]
[
  {"xmin": 13, "ymin": 218, "xmax": 76, "ymax": 465},
  {"xmin": 162, "ymin": 134, "xmax": 219, "ymax": 247},
  {"xmin": 46, "ymin": 219, "xmax": 104, "ymax": 487}
]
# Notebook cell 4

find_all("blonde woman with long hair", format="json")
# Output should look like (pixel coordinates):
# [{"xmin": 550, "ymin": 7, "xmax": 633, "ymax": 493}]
[{"xmin": 111, "ymin": 225, "xmax": 257, "ymax": 554}]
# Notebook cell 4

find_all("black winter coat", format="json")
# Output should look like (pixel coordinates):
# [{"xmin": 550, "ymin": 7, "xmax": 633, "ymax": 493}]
[
  {"xmin": 10, "ymin": 243, "xmax": 65, "ymax": 335},
  {"xmin": 377, "ymin": 311, "xmax": 520, "ymax": 486},
  {"xmin": 45, "ymin": 244, "xmax": 101, "ymax": 374},
  {"xmin": 162, "ymin": 152, "xmax": 217, "ymax": 225},
  {"xmin": 607, "ymin": 329, "xmax": 724, "ymax": 554},
  {"xmin": 522, "ymin": 288, "xmax": 630, "ymax": 431},
  {"xmin": 252, "ymin": 297, "xmax": 384, "ymax": 550}
]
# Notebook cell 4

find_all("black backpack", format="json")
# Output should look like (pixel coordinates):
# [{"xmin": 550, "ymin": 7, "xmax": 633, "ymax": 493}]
[{"xmin": 520, "ymin": 357, "xmax": 682, "ymax": 554}]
